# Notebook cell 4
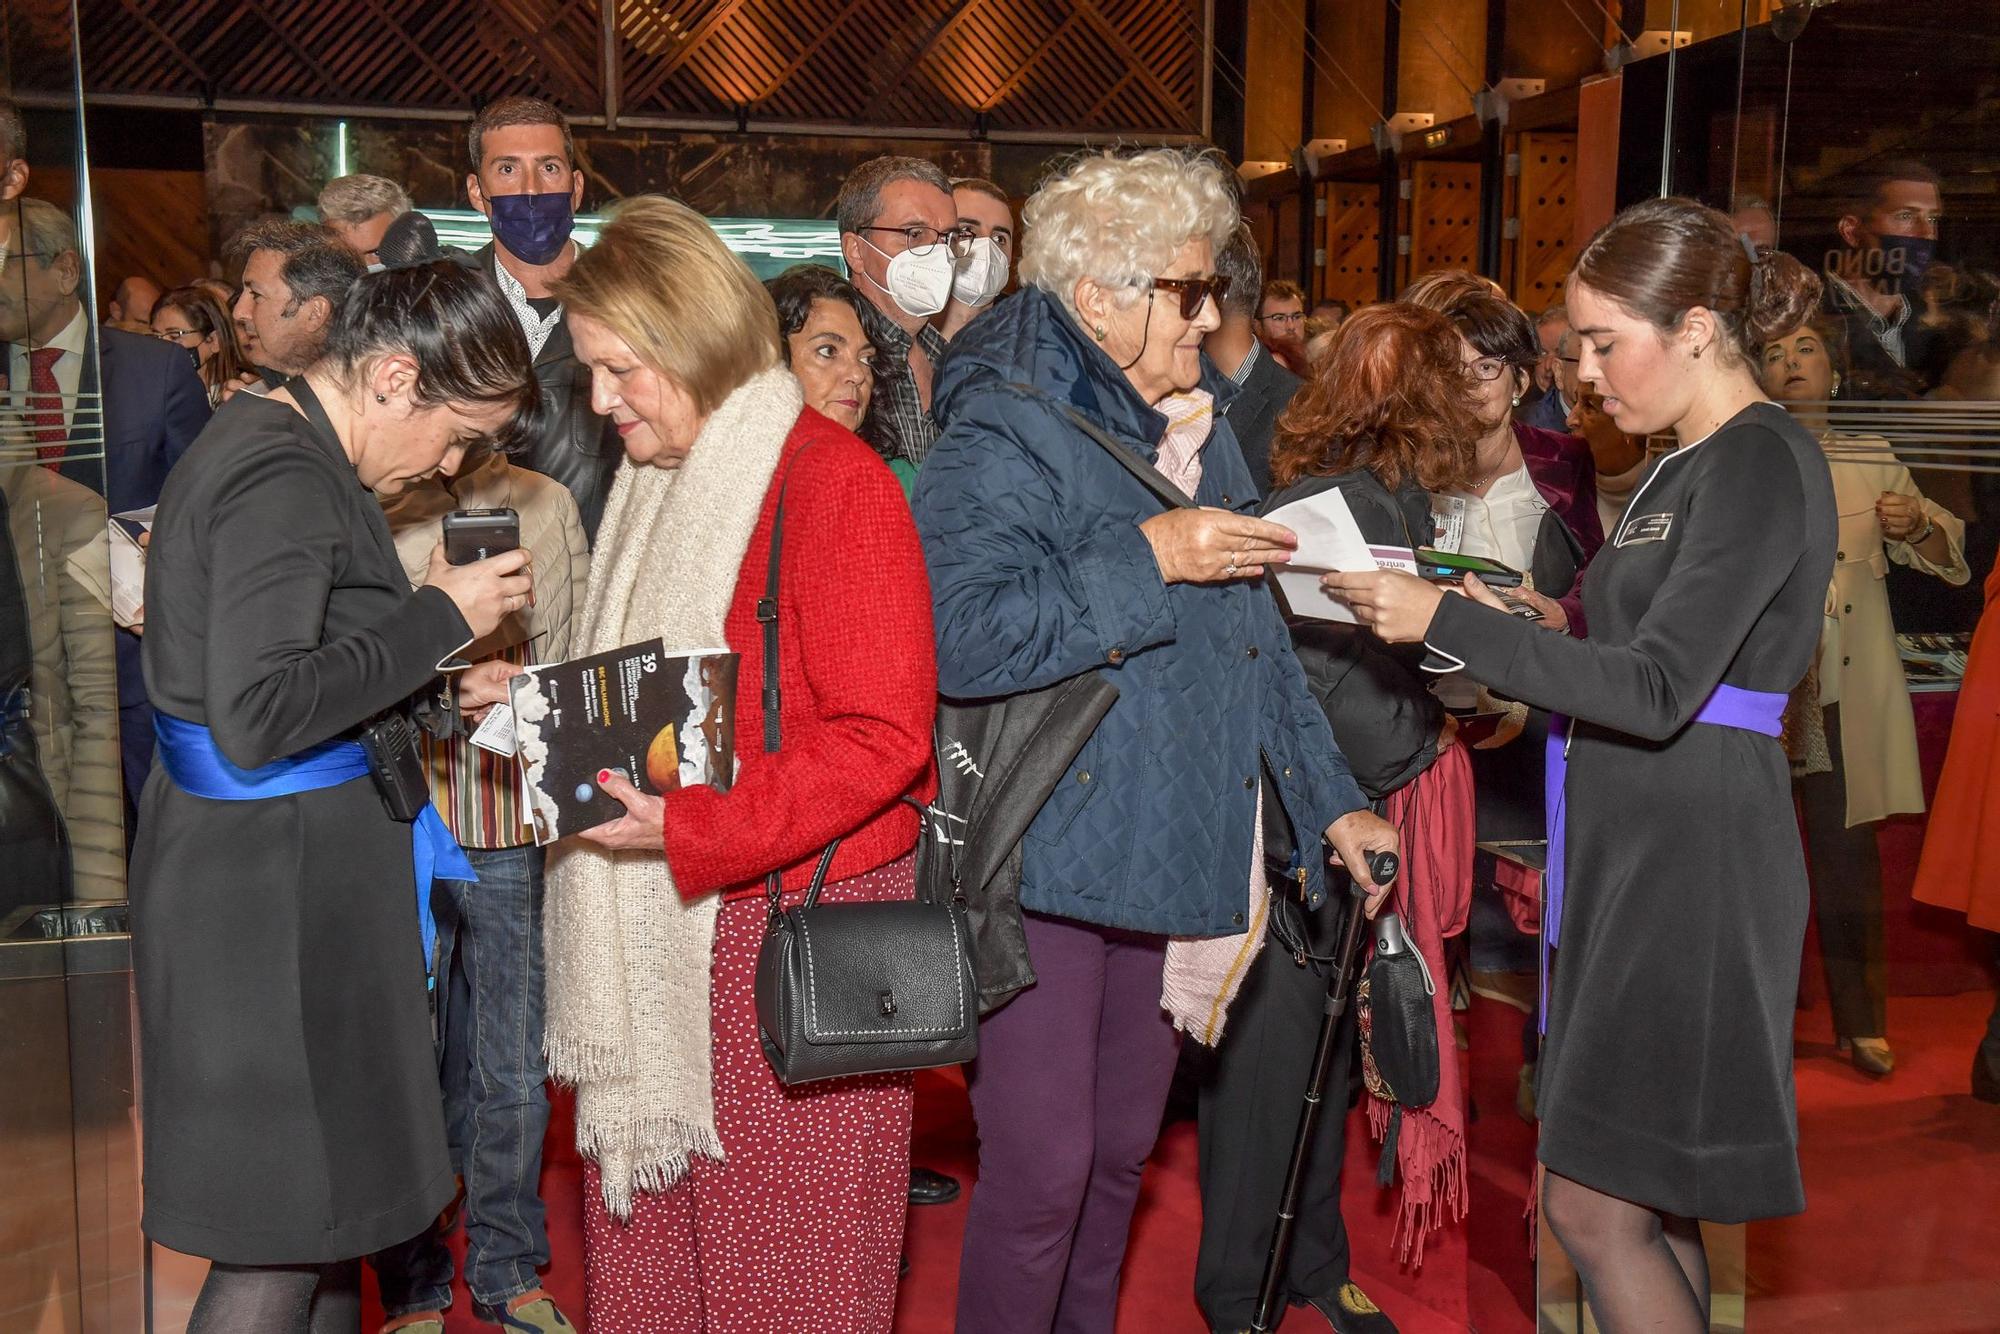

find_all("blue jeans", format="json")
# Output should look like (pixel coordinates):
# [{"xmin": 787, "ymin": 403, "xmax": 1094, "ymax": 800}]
[{"xmin": 374, "ymin": 844, "xmax": 551, "ymax": 1314}]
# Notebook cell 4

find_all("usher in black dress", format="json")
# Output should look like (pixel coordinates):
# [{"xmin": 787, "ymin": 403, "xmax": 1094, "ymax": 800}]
[
  {"xmin": 132, "ymin": 391, "xmax": 469, "ymax": 1262},
  {"xmin": 1426, "ymin": 402, "xmax": 1835, "ymax": 1222}
]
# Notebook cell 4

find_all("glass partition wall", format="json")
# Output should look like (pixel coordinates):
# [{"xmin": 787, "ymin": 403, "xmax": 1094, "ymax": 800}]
[{"xmin": 0, "ymin": 2, "xmax": 145, "ymax": 1333}]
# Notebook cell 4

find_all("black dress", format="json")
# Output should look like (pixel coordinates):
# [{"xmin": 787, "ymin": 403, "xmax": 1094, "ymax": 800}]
[
  {"xmin": 131, "ymin": 392, "xmax": 470, "ymax": 1263},
  {"xmin": 1426, "ymin": 402, "xmax": 1835, "ymax": 1222}
]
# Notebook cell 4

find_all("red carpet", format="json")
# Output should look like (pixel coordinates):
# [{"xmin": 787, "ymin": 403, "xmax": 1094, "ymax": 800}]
[
  {"xmin": 358, "ymin": 989, "xmax": 1996, "ymax": 1333},
  {"xmin": 359, "ymin": 692, "xmax": 1996, "ymax": 1331}
]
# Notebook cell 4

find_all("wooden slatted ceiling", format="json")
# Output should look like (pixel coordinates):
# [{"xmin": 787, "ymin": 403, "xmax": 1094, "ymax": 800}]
[
  {"xmin": 70, "ymin": 0, "xmax": 1201, "ymax": 135},
  {"xmin": 79, "ymin": 0, "xmax": 601, "ymax": 109}
]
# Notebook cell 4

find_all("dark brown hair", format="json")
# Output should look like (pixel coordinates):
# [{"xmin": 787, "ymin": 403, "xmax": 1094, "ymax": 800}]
[
  {"xmin": 1569, "ymin": 196, "xmax": 1821, "ymax": 365},
  {"xmin": 469, "ymin": 96, "xmax": 574, "ymax": 174},
  {"xmin": 1258, "ymin": 279, "xmax": 1305, "ymax": 314},
  {"xmin": 1399, "ymin": 268, "xmax": 1502, "ymax": 311},
  {"xmin": 1270, "ymin": 302, "xmax": 1482, "ymax": 492},
  {"xmin": 1401, "ymin": 277, "xmax": 1539, "ymax": 366},
  {"xmin": 157, "ymin": 284, "xmax": 250, "ymax": 391},
  {"xmin": 1840, "ymin": 158, "xmax": 1944, "ymax": 223}
]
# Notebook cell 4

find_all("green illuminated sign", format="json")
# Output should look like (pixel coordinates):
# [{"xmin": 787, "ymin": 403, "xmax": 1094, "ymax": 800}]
[{"xmin": 418, "ymin": 209, "xmax": 846, "ymax": 280}]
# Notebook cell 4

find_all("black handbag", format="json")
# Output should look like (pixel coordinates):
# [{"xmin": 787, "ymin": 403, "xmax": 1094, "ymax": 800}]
[
  {"xmin": 1356, "ymin": 910, "xmax": 1440, "ymax": 1183},
  {"xmin": 751, "ymin": 454, "xmax": 979, "ymax": 1085}
]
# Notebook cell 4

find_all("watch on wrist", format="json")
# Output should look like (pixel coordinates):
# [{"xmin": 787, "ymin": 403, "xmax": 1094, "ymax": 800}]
[{"xmin": 1911, "ymin": 515, "xmax": 1935, "ymax": 545}]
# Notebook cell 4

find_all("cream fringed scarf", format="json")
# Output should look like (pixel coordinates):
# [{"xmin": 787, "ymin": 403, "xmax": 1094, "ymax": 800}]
[{"xmin": 544, "ymin": 364, "xmax": 803, "ymax": 1219}]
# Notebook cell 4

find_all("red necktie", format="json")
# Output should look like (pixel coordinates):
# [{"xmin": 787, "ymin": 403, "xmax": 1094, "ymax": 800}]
[{"xmin": 29, "ymin": 346, "xmax": 66, "ymax": 468}]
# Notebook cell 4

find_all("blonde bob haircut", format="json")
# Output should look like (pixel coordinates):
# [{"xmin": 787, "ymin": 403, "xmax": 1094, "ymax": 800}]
[
  {"xmin": 1018, "ymin": 147, "xmax": 1238, "ymax": 319},
  {"xmin": 553, "ymin": 195, "xmax": 781, "ymax": 415}
]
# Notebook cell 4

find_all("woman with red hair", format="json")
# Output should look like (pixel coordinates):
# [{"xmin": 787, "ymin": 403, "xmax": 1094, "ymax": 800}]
[{"xmin": 1194, "ymin": 302, "xmax": 1478, "ymax": 1328}]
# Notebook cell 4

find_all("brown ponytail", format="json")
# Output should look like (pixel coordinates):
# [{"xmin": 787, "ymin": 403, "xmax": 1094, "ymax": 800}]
[{"xmin": 1570, "ymin": 196, "xmax": 1824, "ymax": 367}]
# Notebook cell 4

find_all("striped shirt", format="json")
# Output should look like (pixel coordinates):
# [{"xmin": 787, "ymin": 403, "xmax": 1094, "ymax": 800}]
[{"xmin": 424, "ymin": 641, "xmax": 535, "ymax": 849}]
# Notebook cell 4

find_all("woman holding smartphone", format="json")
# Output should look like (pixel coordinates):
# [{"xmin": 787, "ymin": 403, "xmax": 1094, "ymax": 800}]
[
  {"xmin": 133, "ymin": 260, "xmax": 539, "ymax": 1332},
  {"xmin": 1326, "ymin": 200, "xmax": 1835, "ymax": 1333}
]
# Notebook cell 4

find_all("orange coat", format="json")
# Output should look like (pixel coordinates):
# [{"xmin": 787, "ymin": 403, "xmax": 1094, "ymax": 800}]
[{"xmin": 1911, "ymin": 559, "xmax": 2000, "ymax": 932}]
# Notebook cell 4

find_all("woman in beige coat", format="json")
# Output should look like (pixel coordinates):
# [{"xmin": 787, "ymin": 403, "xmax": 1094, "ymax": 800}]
[{"xmin": 1761, "ymin": 314, "xmax": 1969, "ymax": 1075}]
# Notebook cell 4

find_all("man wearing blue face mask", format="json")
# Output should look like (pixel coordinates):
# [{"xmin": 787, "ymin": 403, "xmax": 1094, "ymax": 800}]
[
  {"xmin": 837, "ymin": 156, "xmax": 971, "ymax": 472},
  {"xmin": 1822, "ymin": 159, "xmax": 1945, "ymax": 397},
  {"xmin": 462, "ymin": 95, "xmax": 621, "ymax": 540}
]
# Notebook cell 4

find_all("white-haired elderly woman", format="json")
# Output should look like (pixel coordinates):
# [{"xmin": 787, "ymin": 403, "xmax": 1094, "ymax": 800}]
[{"xmin": 913, "ymin": 148, "xmax": 1398, "ymax": 1333}]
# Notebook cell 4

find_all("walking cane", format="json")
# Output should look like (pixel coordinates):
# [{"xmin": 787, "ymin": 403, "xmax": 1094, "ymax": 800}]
[{"xmin": 1248, "ymin": 848, "xmax": 1398, "ymax": 1333}]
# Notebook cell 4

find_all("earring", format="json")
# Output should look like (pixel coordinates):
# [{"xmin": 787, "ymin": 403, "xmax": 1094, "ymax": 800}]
[
  {"xmin": 1510, "ymin": 394, "xmax": 1522, "ymax": 407},
  {"xmin": 375, "ymin": 393, "xmax": 387, "ymax": 403},
  {"xmin": 1692, "ymin": 345, "xmax": 1704, "ymax": 360},
  {"xmin": 1093, "ymin": 326, "xmax": 1106, "ymax": 342},
  {"xmin": 1831, "ymin": 373, "xmax": 1842, "ymax": 396}
]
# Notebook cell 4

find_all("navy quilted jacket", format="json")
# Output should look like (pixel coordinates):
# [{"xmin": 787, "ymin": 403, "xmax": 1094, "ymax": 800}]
[{"xmin": 913, "ymin": 286, "xmax": 1369, "ymax": 937}]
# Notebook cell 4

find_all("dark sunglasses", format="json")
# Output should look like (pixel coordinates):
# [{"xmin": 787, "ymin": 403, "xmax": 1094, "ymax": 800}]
[{"xmin": 1150, "ymin": 274, "xmax": 1232, "ymax": 320}]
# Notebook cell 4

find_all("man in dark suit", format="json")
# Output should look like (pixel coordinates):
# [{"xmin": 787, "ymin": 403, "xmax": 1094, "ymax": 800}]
[
  {"xmin": 1205, "ymin": 223, "xmax": 1302, "ymax": 500},
  {"xmin": 462, "ymin": 96, "xmax": 620, "ymax": 540},
  {"xmin": 0, "ymin": 197, "xmax": 211, "ymax": 835}
]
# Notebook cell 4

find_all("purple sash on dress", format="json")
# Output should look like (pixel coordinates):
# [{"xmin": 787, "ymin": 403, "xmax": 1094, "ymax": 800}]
[{"xmin": 1538, "ymin": 683, "xmax": 1786, "ymax": 1032}]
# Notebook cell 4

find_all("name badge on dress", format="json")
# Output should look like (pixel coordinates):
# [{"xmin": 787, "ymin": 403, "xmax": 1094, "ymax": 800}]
[{"xmin": 1616, "ymin": 512, "xmax": 1674, "ymax": 547}]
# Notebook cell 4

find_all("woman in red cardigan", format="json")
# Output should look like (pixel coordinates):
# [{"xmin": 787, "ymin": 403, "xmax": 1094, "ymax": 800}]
[{"xmin": 458, "ymin": 197, "xmax": 937, "ymax": 1333}]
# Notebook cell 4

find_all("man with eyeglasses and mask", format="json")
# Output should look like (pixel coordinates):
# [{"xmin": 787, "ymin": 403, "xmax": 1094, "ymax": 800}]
[
  {"xmin": 833, "ymin": 155, "xmax": 970, "ymax": 1220},
  {"xmin": 837, "ymin": 156, "xmax": 973, "ymax": 474}
]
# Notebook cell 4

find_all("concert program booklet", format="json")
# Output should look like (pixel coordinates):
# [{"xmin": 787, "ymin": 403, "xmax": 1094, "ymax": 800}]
[{"xmin": 510, "ymin": 640, "xmax": 738, "ymax": 846}]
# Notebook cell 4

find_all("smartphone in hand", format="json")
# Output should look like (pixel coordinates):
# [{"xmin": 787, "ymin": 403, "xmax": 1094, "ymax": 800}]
[{"xmin": 443, "ymin": 507, "xmax": 521, "ymax": 566}]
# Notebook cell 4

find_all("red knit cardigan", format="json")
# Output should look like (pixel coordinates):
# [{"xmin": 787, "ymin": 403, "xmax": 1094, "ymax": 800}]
[{"xmin": 661, "ymin": 409, "xmax": 938, "ymax": 900}]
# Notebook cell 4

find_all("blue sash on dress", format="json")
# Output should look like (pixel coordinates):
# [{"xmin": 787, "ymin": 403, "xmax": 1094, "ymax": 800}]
[
  {"xmin": 1538, "ymin": 683, "xmax": 1786, "ymax": 1032},
  {"xmin": 153, "ymin": 711, "xmax": 475, "ymax": 980}
]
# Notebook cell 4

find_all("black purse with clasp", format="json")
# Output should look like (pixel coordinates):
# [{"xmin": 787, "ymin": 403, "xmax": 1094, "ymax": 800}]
[{"xmin": 750, "ymin": 451, "xmax": 977, "ymax": 1084}]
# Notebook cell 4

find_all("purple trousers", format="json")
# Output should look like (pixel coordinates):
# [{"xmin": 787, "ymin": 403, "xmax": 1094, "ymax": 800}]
[{"xmin": 954, "ymin": 911, "xmax": 1182, "ymax": 1334}]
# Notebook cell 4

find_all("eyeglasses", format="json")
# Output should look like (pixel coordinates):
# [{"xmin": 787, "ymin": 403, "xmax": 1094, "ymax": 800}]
[
  {"xmin": 1259, "ymin": 310, "xmax": 1305, "ymax": 326},
  {"xmin": 860, "ymin": 224, "xmax": 977, "ymax": 258},
  {"xmin": 1465, "ymin": 356, "xmax": 1517, "ymax": 383},
  {"xmin": 152, "ymin": 328, "xmax": 201, "ymax": 342},
  {"xmin": 1150, "ymin": 274, "xmax": 1232, "ymax": 320}
]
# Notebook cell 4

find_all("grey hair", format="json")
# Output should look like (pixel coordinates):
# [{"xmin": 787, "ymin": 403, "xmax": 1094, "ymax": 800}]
[
  {"xmin": 1535, "ymin": 302, "xmax": 1568, "ymax": 329},
  {"xmin": 14, "ymin": 196, "xmax": 78, "ymax": 264},
  {"xmin": 1018, "ymin": 148, "xmax": 1239, "ymax": 317},
  {"xmin": 318, "ymin": 173, "xmax": 413, "ymax": 225},
  {"xmin": 1212, "ymin": 221, "xmax": 1264, "ymax": 319},
  {"xmin": 836, "ymin": 155, "xmax": 952, "ymax": 235}
]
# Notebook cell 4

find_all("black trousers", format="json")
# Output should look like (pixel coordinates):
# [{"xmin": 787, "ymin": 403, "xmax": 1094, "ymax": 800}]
[
  {"xmin": 1193, "ymin": 892, "xmax": 1356, "ymax": 1331},
  {"xmin": 1794, "ymin": 704, "xmax": 1888, "ymax": 1039}
]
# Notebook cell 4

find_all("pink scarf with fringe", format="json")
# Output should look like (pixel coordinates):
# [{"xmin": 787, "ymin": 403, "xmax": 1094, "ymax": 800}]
[{"xmin": 1368, "ymin": 739, "xmax": 1474, "ymax": 1265}]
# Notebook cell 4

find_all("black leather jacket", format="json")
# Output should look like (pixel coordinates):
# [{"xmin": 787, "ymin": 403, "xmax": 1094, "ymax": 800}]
[
  {"xmin": 1263, "ymin": 468, "xmax": 1443, "ymax": 802},
  {"xmin": 474, "ymin": 244, "xmax": 622, "ymax": 540}
]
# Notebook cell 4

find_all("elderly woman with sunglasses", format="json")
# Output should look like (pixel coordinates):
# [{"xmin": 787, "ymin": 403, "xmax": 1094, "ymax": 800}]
[{"xmin": 914, "ymin": 147, "xmax": 1397, "ymax": 1334}]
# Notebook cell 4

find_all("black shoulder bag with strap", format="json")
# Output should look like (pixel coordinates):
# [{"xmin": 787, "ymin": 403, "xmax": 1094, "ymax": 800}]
[{"xmin": 751, "ymin": 453, "xmax": 979, "ymax": 1085}]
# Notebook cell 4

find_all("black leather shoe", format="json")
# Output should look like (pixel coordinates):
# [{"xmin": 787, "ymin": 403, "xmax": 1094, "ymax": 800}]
[
  {"xmin": 1298, "ymin": 1282, "xmax": 1399, "ymax": 1333},
  {"xmin": 908, "ymin": 1166, "xmax": 961, "ymax": 1206}
]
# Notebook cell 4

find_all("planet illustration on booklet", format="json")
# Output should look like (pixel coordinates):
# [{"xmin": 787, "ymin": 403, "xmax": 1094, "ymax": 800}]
[
  {"xmin": 645, "ymin": 722, "xmax": 684, "ymax": 793},
  {"xmin": 510, "ymin": 641, "xmax": 738, "ymax": 845}
]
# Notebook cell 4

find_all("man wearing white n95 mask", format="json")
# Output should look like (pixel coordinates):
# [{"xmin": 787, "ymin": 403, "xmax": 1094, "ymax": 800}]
[
  {"xmin": 837, "ymin": 156, "xmax": 971, "ymax": 472},
  {"xmin": 937, "ymin": 176, "xmax": 1015, "ymax": 341}
]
